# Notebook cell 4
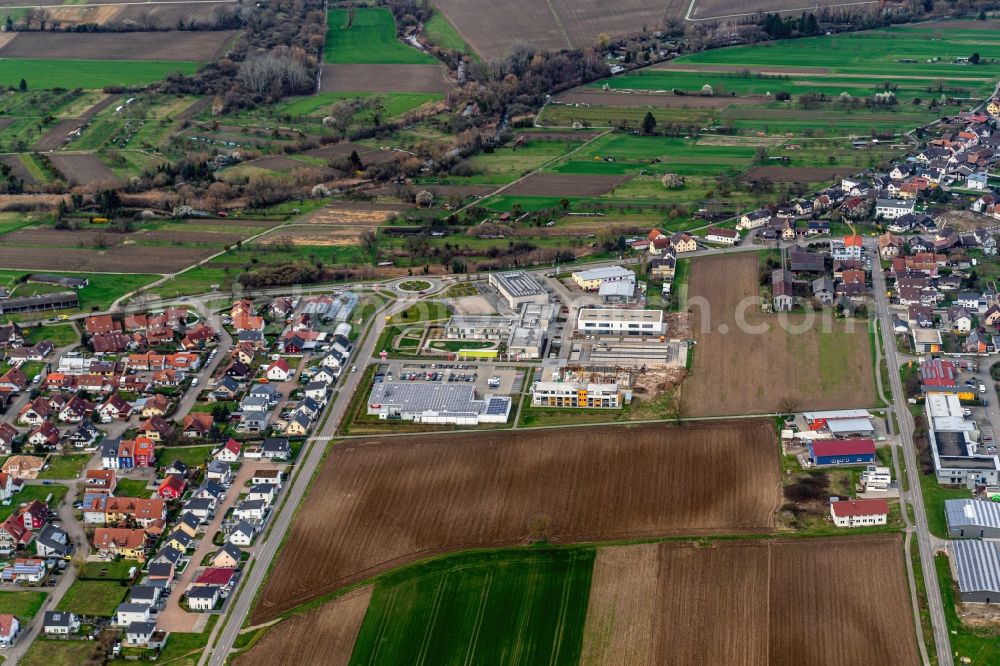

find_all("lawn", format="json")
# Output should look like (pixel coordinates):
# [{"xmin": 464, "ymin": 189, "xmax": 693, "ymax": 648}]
[
  {"xmin": 0, "ymin": 484, "xmax": 67, "ymax": 522},
  {"xmin": 155, "ymin": 445, "xmax": 215, "ymax": 469},
  {"xmin": 424, "ymin": 7, "xmax": 475, "ymax": 55},
  {"xmin": 391, "ymin": 301, "xmax": 451, "ymax": 323},
  {"xmin": 38, "ymin": 453, "xmax": 90, "ymax": 480},
  {"xmin": 921, "ymin": 472, "xmax": 971, "ymax": 540},
  {"xmin": 79, "ymin": 559, "xmax": 140, "ymax": 581},
  {"xmin": 350, "ymin": 547, "xmax": 594, "ymax": 666},
  {"xmin": 0, "ymin": 60, "xmax": 199, "ymax": 90},
  {"xmin": 936, "ymin": 553, "xmax": 1000, "ymax": 664},
  {"xmin": 112, "ymin": 478, "xmax": 152, "ymax": 499},
  {"xmin": 0, "ymin": 271, "xmax": 160, "ymax": 312},
  {"xmin": 274, "ymin": 92, "xmax": 441, "ymax": 118},
  {"xmin": 25, "ymin": 323, "xmax": 77, "ymax": 346},
  {"xmin": 56, "ymin": 579, "xmax": 127, "ymax": 617},
  {"xmin": 0, "ymin": 590, "xmax": 46, "ymax": 619},
  {"xmin": 20, "ymin": 638, "xmax": 96, "ymax": 666},
  {"xmin": 324, "ymin": 8, "xmax": 435, "ymax": 64}
]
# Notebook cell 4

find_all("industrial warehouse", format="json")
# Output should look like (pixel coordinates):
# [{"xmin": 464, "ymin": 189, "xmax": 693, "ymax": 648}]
[{"xmin": 366, "ymin": 381, "xmax": 511, "ymax": 425}]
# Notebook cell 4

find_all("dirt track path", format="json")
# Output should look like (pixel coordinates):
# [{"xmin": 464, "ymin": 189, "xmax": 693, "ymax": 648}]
[{"xmin": 33, "ymin": 94, "xmax": 119, "ymax": 152}]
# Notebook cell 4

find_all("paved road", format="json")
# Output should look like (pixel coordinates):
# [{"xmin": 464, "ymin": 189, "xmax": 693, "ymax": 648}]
[
  {"xmin": 869, "ymin": 241, "xmax": 952, "ymax": 664},
  {"xmin": 199, "ymin": 292, "xmax": 407, "ymax": 666}
]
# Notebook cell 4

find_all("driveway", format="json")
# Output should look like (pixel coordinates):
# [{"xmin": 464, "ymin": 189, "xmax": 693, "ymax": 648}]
[{"xmin": 157, "ymin": 460, "xmax": 286, "ymax": 633}]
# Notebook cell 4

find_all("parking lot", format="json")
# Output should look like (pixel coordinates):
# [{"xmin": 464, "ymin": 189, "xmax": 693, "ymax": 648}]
[{"xmin": 377, "ymin": 360, "xmax": 523, "ymax": 396}]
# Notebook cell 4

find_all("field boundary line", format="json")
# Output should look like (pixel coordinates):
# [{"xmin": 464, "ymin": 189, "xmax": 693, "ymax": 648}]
[
  {"xmin": 685, "ymin": 0, "xmax": 878, "ymax": 21},
  {"xmin": 540, "ymin": 0, "xmax": 573, "ymax": 50},
  {"xmin": 463, "ymin": 570, "xmax": 493, "ymax": 666},
  {"xmin": 549, "ymin": 550, "xmax": 576, "ymax": 666},
  {"xmin": 415, "ymin": 573, "xmax": 449, "ymax": 665},
  {"xmin": 510, "ymin": 564, "xmax": 539, "ymax": 665}
]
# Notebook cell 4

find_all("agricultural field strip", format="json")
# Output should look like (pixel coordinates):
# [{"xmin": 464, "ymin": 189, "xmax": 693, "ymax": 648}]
[{"xmin": 250, "ymin": 421, "xmax": 782, "ymax": 623}]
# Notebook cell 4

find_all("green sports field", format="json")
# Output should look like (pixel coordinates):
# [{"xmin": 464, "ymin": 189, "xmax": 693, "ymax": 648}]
[
  {"xmin": 349, "ymin": 548, "xmax": 594, "ymax": 665},
  {"xmin": 325, "ymin": 8, "xmax": 435, "ymax": 64},
  {"xmin": 0, "ymin": 59, "xmax": 199, "ymax": 90}
]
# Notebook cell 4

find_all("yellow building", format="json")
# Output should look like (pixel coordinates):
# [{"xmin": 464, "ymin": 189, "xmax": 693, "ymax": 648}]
[{"xmin": 531, "ymin": 381, "xmax": 622, "ymax": 409}]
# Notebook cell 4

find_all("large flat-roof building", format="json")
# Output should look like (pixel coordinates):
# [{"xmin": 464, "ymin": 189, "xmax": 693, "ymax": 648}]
[
  {"xmin": 949, "ymin": 539, "xmax": 1000, "ymax": 603},
  {"xmin": 577, "ymin": 308, "xmax": 665, "ymax": 337},
  {"xmin": 367, "ymin": 381, "xmax": 511, "ymax": 425},
  {"xmin": 946, "ymin": 499, "xmax": 1000, "ymax": 539},
  {"xmin": 445, "ymin": 303, "xmax": 553, "ymax": 359},
  {"xmin": 926, "ymin": 393, "xmax": 999, "ymax": 487},
  {"xmin": 531, "ymin": 381, "xmax": 623, "ymax": 409},
  {"xmin": 571, "ymin": 266, "xmax": 635, "ymax": 291},
  {"xmin": 488, "ymin": 271, "xmax": 548, "ymax": 310}
]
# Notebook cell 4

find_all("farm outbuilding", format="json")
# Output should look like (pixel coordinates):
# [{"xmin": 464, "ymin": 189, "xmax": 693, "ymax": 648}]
[
  {"xmin": 946, "ymin": 499, "xmax": 1000, "ymax": 539},
  {"xmin": 808, "ymin": 439, "xmax": 876, "ymax": 467},
  {"xmin": 950, "ymin": 539, "xmax": 1000, "ymax": 603}
]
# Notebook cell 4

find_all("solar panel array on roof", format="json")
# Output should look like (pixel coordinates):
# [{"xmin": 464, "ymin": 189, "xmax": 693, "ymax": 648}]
[
  {"xmin": 946, "ymin": 499, "xmax": 1000, "ymax": 530},
  {"xmin": 484, "ymin": 397, "xmax": 510, "ymax": 415},
  {"xmin": 952, "ymin": 539, "xmax": 1000, "ymax": 595}
]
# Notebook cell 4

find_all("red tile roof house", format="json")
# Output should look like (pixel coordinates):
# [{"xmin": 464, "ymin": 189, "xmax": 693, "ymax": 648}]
[
  {"xmin": 98, "ymin": 394, "xmax": 132, "ymax": 422},
  {"xmin": 214, "ymin": 438, "xmax": 241, "ymax": 463},
  {"xmin": 158, "ymin": 474, "xmax": 187, "ymax": 500},
  {"xmin": 0, "ymin": 614, "xmax": 19, "ymax": 648},
  {"xmin": 829, "ymin": 498, "xmax": 889, "ymax": 528},
  {"xmin": 264, "ymin": 358, "xmax": 291, "ymax": 382},
  {"xmin": 0, "ymin": 515, "xmax": 33, "ymax": 552},
  {"xmin": 17, "ymin": 499, "xmax": 47, "ymax": 530},
  {"xmin": 27, "ymin": 422, "xmax": 60, "ymax": 449},
  {"xmin": 193, "ymin": 566, "xmax": 238, "ymax": 594},
  {"xmin": 84, "ymin": 314, "xmax": 120, "ymax": 336},
  {"xmin": 183, "ymin": 413, "xmax": 214, "ymax": 439}
]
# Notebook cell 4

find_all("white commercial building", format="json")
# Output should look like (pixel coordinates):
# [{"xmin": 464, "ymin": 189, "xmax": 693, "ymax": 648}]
[
  {"xmin": 367, "ymin": 382, "xmax": 511, "ymax": 425},
  {"xmin": 829, "ymin": 499, "xmax": 889, "ymax": 528},
  {"xmin": 531, "ymin": 381, "xmax": 623, "ymax": 409},
  {"xmin": 577, "ymin": 308, "xmax": 665, "ymax": 337},
  {"xmin": 488, "ymin": 271, "xmax": 549, "ymax": 310},
  {"xmin": 571, "ymin": 266, "xmax": 635, "ymax": 291},
  {"xmin": 860, "ymin": 465, "xmax": 892, "ymax": 492},
  {"xmin": 445, "ymin": 303, "xmax": 553, "ymax": 359},
  {"xmin": 926, "ymin": 393, "xmax": 1000, "ymax": 487}
]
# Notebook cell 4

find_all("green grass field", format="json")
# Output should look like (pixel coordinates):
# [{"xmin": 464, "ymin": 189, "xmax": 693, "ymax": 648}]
[
  {"xmin": 274, "ymin": 92, "xmax": 441, "ymax": 118},
  {"xmin": 155, "ymin": 445, "xmax": 214, "ymax": 469},
  {"xmin": 325, "ymin": 8, "xmax": 435, "ymax": 64},
  {"xmin": 112, "ymin": 478, "xmax": 152, "ymax": 499},
  {"xmin": 21, "ymin": 639, "xmax": 95, "ymax": 666},
  {"xmin": 25, "ymin": 322, "xmax": 78, "ymax": 346},
  {"xmin": 424, "ymin": 8, "xmax": 475, "ymax": 55},
  {"xmin": 56, "ymin": 579, "xmax": 127, "ymax": 617},
  {"xmin": 0, "ymin": 60, "xmax": 199, "ymax": 90},
  {"xmin": 0, "ymin": 590, "xmax": 47, "ymax": 619},
  {"xmin": 38, "ymin": 453, "xmax": 90, "ymax": 480},
  {"xmin": 0, "ymin": 271, "xmax": 160, "ymax": 312},
  {"xmin": 349, "ymin": 548, "xmax": 594, "ymax": 666},
  {"xmin": 0, "ymin": 484, "xmax": 67, "ymax": 522}
]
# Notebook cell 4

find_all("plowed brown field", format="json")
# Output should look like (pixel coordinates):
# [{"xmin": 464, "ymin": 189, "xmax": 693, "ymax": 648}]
[
  {"xmin": 682, "ymin": 253, "xmax": 875, "ymax": 416},
  {"xmin": 235, "ymin": 586, "xmax": 372, "ymax": 666},
  {"xmin": 251, "ymin": 420, "xmax": 781, "ymax": 623},
  {"xmin": 583, "ymin": 535, "xmax": 918, "ymax": 665},
  {"xmin": 506, "ymin": 172, "xmax": 630, "ymax": 197}
]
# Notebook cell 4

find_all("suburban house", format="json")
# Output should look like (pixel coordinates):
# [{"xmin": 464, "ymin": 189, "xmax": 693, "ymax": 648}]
[
  {"xmin": 114, "ymin": 603, "xmax": 150, "ymax": 628},
  {"xmin": 875, "ymin": 198, "xmax": 915, "ymax": 220},
  {"xmin": 0, "ymin": 615, "xmax": 19, "ymax": 649},
  {"xmin": 737, "ymin": 208, "xmax": 771, "ymax": 230},
  {"xmin": 158, "ymin": 474, "xmax": 187, "ymax": 500},
  {"xmin": 211, "ymin": 543, "xmax": 243, "ymax": 569},
  {"xmin": 214, "ymin": 438, "xmax": 241, "ymax": 463},
  {"xmin": 229, "ymin": 521, "xmax": 257, "ymax": 547},
  {"xmin": 42, "ymin": 611, "xmax": 80, "ymax": 636},
  {"xmin": 264, "ymin": 358, "xmax": 292, "ymax": 382},
  {"xmin": 93, "ymin": 528, "xmax": 148, "ymax": 561},
  {"xmin": 829, "ymin": 499, "xmax": 889, "ymax": 528},
  {"xmin": 186, "ymin": 585, "xmax": 220, "ymax": 611},
  {"xmin": 704, "ymin": 226, "xmax": 739, "ymax": 245},
  {"xmin": 771, "ymin": 270, "xmax": 793, "ymax": 312}
]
